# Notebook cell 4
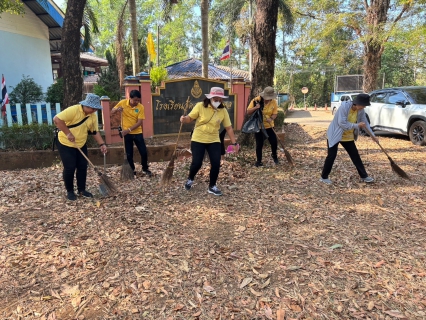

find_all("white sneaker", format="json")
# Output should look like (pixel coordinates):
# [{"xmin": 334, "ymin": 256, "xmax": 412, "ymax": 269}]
[{"xmin": 319, "ymin": 177, "xmax": 332, "ymax": 185}]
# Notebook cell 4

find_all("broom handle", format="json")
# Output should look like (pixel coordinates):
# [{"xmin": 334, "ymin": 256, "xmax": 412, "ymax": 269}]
[
  {"xmin": 73, "ymin": 143, "xmax": 97, "ymax": 169},
  {"xmin": 173, "ymin": 106, "xmax": 189, "ymax": 155},
  {"xmin": 121, "ymin": 112, "xmax": 127, "ymax": 154},
  {"xmin": 363, "ymin": 126, "xmax": 392, "ymax": 159},
  {"xmin": 272, "ymin": 127, "xmax": 286, "ymax": 150}
]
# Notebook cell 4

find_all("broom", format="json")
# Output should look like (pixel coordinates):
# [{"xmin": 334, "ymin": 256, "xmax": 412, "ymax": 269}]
[
  {"xmin": 272, "ymin": 127, "xmax": 295, "ymax": 166},
  {"xmin": 119, "ymin": 113, "xmax": 134, "ymax": 180},
  {"xmin": 75, "ymin": 146, "xmax": 118, "ymax": 195},
  {"xmin": 364, "ymin": 127, "xmax": 410, "ymax": 179},
  {"xmin": 160, "ymin": 107, "xmax": 188, "ymax": 185}
]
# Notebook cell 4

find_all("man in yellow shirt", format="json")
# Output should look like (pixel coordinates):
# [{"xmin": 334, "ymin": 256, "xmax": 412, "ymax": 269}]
[
  {"xmin": 53, "ymin": 93, "xmax": 107, "ymax": 201},
  {"xmin": 247, "ymin": 86, "xmax": 279, "ymax": 166},
  {"xmin": 111, "ymin": 90, "xmax": 151, "ymax": 177}
]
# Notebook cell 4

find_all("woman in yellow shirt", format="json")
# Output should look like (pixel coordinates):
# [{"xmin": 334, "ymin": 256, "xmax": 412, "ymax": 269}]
[
  {"xmin": 53, "ymin": 94, "xmax": 107, "ymax": 201},
  {"xmin": 180, "ymin": 87, "xmax": 238, "ymax": 196},
  {"xmin": 247, "ymin": 87, "xmax": 279, "ymax": 167}
]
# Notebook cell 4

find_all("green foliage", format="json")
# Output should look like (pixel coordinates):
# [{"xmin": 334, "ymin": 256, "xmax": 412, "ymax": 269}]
[
  {"xmin": 9, "ymin": 75, "xmax": 44, "ymax": 105},
  {"xmin": 0, "ymin": 123, "xmax": 54, "ymax": 150},
  {"xmin": 95, "ymin": 50, "xmax": 121, "ymax": 100},
  {"xmin": 45, "ymin": 78, "xmax": 64, "ymax": 104},
  {"xmin": 150, "ymin": 67, "xmax": 168, "ymax": 92},
  {"xmin": 274, "ymin": 108, "xmax": 285, "ymax": 128},
  {"xmin": 0, "ymin": 0, "xmax": 25, "ymax": 15}
]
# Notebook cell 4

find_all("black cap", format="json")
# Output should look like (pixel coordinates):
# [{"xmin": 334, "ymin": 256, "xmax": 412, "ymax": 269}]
[{"xmin": 353, "ymin": 93, "xmax": 371, "ymax": 106}]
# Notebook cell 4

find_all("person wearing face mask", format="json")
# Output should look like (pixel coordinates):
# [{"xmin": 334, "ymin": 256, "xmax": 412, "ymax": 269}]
[
  {"xmin": 111, "ymin": 90, "xmax": 151, "ymax": 177},
  {"xmin": 180, "ymin": 87, "xmax": 238, "ymax": 196},
  {"xmin": 246, "ymin": 86, "xmax": 279, "ymax": 167}
]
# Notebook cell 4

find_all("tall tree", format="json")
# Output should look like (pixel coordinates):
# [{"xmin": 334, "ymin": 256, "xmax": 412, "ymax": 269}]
[
  {"xmin": 62, "ymin": 0, "xmax": 87, "ymax": 108},
  {"xmin": 129, "ymin": 0, "xmax": 140, "ymax": 75},
  {"xmin": 201, "ymin": 0, "xmax": 209, "ymax": 78}
]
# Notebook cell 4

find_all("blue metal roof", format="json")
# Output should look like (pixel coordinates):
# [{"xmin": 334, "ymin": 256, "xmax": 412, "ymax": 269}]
[{"xmin": 166, "ymin": 58, "xmax": 249, "ymax": 81}]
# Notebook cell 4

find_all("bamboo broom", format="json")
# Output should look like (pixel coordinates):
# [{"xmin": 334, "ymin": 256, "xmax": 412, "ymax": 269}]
[
  {"xmin": 120, "ymin": 113, "xmax": 134, "ymax": 180},
  {"xmin": 364, "ymin": 127, "xmax": 410, "ymax": 179},
  {"xmin": 272, "ymin": 127, "xmax": 294, "ymax": 166}
]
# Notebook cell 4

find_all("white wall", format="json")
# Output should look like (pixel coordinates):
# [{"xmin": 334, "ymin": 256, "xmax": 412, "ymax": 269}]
[{"xmin": 0, "ymin": 6, "xmax": 53, "ymax": 96}]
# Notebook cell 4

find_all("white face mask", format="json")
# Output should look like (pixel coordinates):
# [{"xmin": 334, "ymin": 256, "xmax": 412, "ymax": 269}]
[{"xmin": 211, "ymin": 100, "xmax": 221, "ymax": 108}]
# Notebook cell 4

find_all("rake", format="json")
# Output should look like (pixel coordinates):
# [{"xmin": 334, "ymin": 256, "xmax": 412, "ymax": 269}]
[
  {"xmin": 272, "ymin": 127, "xmax": 295, "ymax": 166},
  {"xmin": 76, "ymin": 146, "xmax": 117, "ymax": 195},
  {"xmin": 364, "ymin": 127, "xmax": 410, "ymax": 179}
]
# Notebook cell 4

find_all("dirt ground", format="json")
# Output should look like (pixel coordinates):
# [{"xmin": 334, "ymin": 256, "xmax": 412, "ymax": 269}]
[{"xmin": 1, "ymin": 123, "xmax": 426, "ymax": 320}]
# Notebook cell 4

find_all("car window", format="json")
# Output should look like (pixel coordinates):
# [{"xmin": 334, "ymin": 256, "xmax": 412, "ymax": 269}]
[
  {"xmin": 403, "ymin": 88, "xmax": 426, "ymax": 104},
  {"xmin": 387, "ymin": 92, "xmax": 408, "ymax": 105},
  {"xmin": 340, "ymin": 96, "xmax": 345, "ymax": 102},
  {"xmin": 370, "ymin": 92, "xmax": 387, "ymax": 103}
]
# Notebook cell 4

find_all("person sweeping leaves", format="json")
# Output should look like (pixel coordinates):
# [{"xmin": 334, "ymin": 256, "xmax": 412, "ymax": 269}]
[
  {"xmin": 53, "ymin": 93, "xmax": 107, "ymax": 201},
  {"xmin": 320, "ymin": 93, "xmax": 379, "ymax": 185},
  {"xmin": 180, "ymin": 87, "xmax": 239, "ymax": 196},
  {"xmin": 111, "ymin": 90, "xmax": 152, "ymax": 177}
]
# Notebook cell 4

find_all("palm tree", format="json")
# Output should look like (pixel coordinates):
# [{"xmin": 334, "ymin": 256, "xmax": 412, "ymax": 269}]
[{"xmin": 128, "ymin": 0, "xmax": 140, "ymax": 75}]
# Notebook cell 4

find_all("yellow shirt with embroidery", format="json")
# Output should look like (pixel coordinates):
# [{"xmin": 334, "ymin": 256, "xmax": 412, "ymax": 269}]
[
  {"xmin": 57, "ymin": 104, "xmax": 99, "ymax": 148},
  {"xmin": 113, "ymin": 99, "xmax": 145, "ymax": 134},
  {"xmin": 188, "ymin": 102, "xmax": 232, "ymax": 143},
  {"xmin": 341, "ymin": 108, "xmax": 358, "ymax": 141},
  {"xmin": 247, "ymin": 96, "xmax": 278, "ymax": 129}
]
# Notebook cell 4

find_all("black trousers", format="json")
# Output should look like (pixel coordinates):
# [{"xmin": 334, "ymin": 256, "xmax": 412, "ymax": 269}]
[
  {"xmin": 56, "ymin": 142, "xmax": 88, "ymax": 193},
  {"xmin": 124, "ymin": 133, "xmax": 148, "ymax": 171},
  {"xmin": 189, "ymin": 141, "xmax": 221, "ymax": 187},
  {"xmin": 219, "ymin": 128, "xmax": 226, "ymax": 156},
  {"xmin": 321, "ymin": 140, "xmax": 368, "ymax": 179},
  {"xmin": 255, "ymin": 127, "xmax": 278, "ymax": 163}
]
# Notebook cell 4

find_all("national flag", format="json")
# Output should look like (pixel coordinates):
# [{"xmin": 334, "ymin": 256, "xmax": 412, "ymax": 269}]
[
  {"xmin": 1, "ymin": 74, "xmax": 9, "ymax": 117},
  {"xmin": 220, "ymin": 41, "xmax": 231, "ymax": 61},
  {"xmin": 146, "ymin": 33, "xmax": 157, "ymax": 62}
]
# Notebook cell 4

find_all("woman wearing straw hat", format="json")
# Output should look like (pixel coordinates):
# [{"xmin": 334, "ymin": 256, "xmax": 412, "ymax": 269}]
[
  {"xmin": 53, "ymin": 93, "xmax": 107, "ymax": 201},
  {"xmin": 320, "ymin": 93, "xmax": 378, "ymax": 185},
  {"xmin": 180, "ymin": 87, "xmax": 239, "ymax": 196},
  {"xmin": 247, "ymin": 86, "xmax": 279, "ymax": 167}
]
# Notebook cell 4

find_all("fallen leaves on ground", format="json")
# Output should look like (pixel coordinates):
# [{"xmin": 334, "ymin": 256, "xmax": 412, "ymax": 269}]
[{"xmin": 0, "ymin": 123, "xmax": 425, "ymax": 319}]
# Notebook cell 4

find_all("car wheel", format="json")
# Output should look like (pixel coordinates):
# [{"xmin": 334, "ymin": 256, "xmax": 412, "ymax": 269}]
[
  {"xmin": 332, "ymin": 107, "xmax": 336, "ymax": 115},
  {"xmin": 409, "ymin": 120, "xmax": 426, "ymax": 146}
]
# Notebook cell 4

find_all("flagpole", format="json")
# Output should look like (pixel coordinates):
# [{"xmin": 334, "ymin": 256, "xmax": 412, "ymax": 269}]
[{"xmin": 229, "ymin": 41, "xmax": 233, "ymax": 92}]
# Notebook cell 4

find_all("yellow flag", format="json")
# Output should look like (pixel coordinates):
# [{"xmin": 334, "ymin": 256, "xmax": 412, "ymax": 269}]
[{"xmin": 146, "ymin": 33, "xmax": 156, "ymax": 62}]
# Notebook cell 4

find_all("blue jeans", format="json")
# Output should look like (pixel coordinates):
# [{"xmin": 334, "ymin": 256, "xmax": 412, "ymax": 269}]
[
  {"xmin": 56, "ymin": 142, "xmax": 88, "ymax": 193},
  {"xmin": 124, "ymin": 133, "xmax": 149, "ymax": 171},
  {"xmin": 189, "ymin": 141, "xmax": 221, "ymax": 187}
]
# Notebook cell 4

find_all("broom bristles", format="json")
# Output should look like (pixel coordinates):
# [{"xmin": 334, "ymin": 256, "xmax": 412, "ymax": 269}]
[
  {"xmin": 390, "ymin": 160, "xmax": 410, "ymax": 179},
  {"xmin": 100, "ymin": 174, "xmax": 118, "ymax": 193},
  {"xmin": 121, "ymin": 158, "xmax": 134, "ymax": 181},
  {"xmin": 160, "ymin": 157, "xmax": 175, "ymax": 186},
  {"xmin": 284, "ymin": 149, "xmax": 295, "ymax": 167}
]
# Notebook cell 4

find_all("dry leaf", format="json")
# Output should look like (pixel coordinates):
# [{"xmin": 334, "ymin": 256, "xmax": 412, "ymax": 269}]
[
  {"xmin": 240, "ymin": 277, "xmax": 252, "ymax": 289},
  {"xmin": 374, "ymin": 260, "xmax": 386, "ymax": 268},
  {"xmin": 277, "ymin": 309, "xmax": 285, "ymax": 320},
  {"xmin": 174, "ymin": 303, "xmax": 185, "ymax": 311},
  {"xmin": 71, "ymin": 296, "xmax": 81, "ymax": 308},
  {"xmin": 142, "ymin": 280, "xmax": 151, "ymax": 289},
  {"xmin": 275, "ymin": 287, "xmax": 280, "ymax": 298},
  {"xmin": 249, "ymin": 288, "xmax": 263, "ymax": 297},
  {"xmin": 259, "ymin": 278, "xmax": 270, "ymax": 289},
  {"xmin": 367, "ymin": 301, "xmax": 375, "ymax": 310},
  {"xmin": 384, "ymin": 310, "xmax": 407, "ymax": 319},
  {"xmin": 377, "ymin": 197, "xmax": 384, "ymax": 206},
  {"xmin": 263, "ymin": 305, "xmax": 273, "ymax": 319}
]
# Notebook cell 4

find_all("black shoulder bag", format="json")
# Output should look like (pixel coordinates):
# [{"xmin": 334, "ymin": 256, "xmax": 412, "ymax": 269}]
[{"xmin": 52, "ymin": 116, "xmax": 90, "ymax": 151}]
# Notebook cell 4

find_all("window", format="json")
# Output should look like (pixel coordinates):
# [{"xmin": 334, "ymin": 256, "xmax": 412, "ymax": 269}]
[
  {"xmin": 387, "ymin": 91, "xmax": 408, "ymax": 105},
  {"xmin": 370, "ymin": 92, "xmax": 388, "ymax": 103}
]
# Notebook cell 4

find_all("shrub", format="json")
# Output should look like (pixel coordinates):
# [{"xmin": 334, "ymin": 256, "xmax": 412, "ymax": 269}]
[
  {"xmin": 0, "ymin": 123, "xmax": 55, "ymax": 150},
  {"xmin": 46, "ymin": 78, "xmax": 64, "ymax": 104},
  {"xmin": 150, "ymin": 66, "xmax": 168, "ymax": 92},
  {"xmin": 274, "ymin": 108, "xmax": 285, "ymax": 129},
  {"xmin": 9, "ymin": 75, "xmax": 44, "ymax": 105}
]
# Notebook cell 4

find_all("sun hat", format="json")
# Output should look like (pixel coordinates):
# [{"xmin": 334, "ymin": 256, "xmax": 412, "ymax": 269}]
[
  {"xmin": 353, "ymin": 93, "xmax": 371, "ymax": 106},
  {"xmin": 79, "ymin": 93, "xmax": 102, "ymax": 109},
  {"xmin": 259, "ymin": 87, "xmax": 278, "ymax": 100},
  {"xmin": 205, "ymin": 87, "xmax": 228, "ymax": 99}
]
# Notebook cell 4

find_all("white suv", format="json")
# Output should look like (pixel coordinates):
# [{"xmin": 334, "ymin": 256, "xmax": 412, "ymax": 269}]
[
  {"xmin": 331, "ymin": 93, "xmax": 360, "ymax": 115},
  {"xmin": 365, "ymin": 87, "xmax": 426, "ymax": 145}
]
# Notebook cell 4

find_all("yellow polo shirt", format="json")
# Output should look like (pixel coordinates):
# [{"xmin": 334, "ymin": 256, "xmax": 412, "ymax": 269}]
[
  {"xmin": 247, "ymin": 96, "xmax": 278, "ymax": 129},
  {"xmin": 57, "ymin": 104, "xmax": 99, "ymax": 148},
  {"xmin": 188, "ymin": 102, "xmax": 232, "ymax": 143},
  {"xmin": 113, "ymin": 99, "xmax": 145, "ymax": 134},
  {"xmin": 341, "ymin": 109, "xmax": 358, "ymax": 141}
]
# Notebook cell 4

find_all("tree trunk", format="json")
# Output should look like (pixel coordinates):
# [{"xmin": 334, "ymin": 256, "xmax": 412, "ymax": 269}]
[
  {"xmin": 250, "ymin": 0, "xmax": 279, "ymax": 102},
  {"xmin": 61, "ymin": 0, "xmax": 87, "ymax": 108},
  {"xmin": 129, "ymin": 0, "xmax": 140, "ymax": 75},
  {"xmin": 239, "ymin": 0, "xmax": 279, "ymax": 146},
  {"xmin": 201, "ymin": 0, "xmax": 208, "ymax": 78},
  {"xmin": 362, "ymin": 0, "xmax": 389, "ymax": 92}
]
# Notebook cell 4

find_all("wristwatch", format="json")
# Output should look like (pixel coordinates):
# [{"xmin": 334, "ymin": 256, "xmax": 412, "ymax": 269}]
[{"xmin": 232, "ymin": 142, "xmax": 238, "ymax": 146}]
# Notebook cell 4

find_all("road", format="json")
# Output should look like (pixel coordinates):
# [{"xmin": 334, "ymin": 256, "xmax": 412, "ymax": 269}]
[{"xmin": 285, "ymin": 109, "xmax": 333, "ymax": 128}]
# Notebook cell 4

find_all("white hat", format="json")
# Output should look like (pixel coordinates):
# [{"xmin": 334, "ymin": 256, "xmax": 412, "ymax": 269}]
[{"xmin": 205, "ymin": 87, "xmax": 228, "ymax": 99}]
